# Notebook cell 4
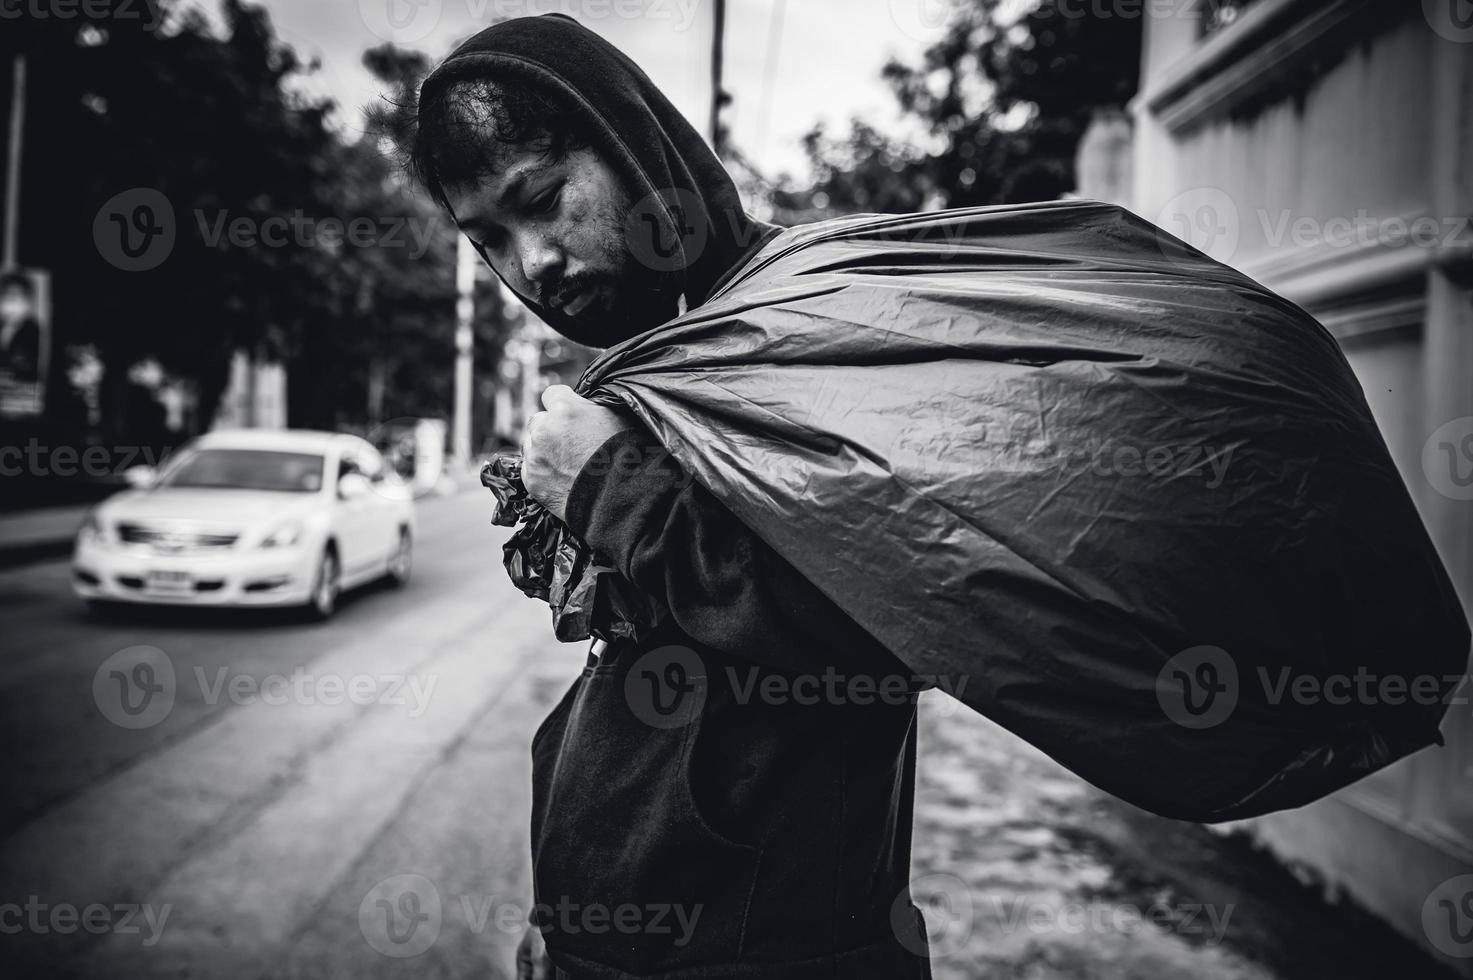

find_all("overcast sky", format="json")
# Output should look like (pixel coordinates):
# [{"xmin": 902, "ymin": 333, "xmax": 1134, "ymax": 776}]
[{"xmin": 250, "ymin": 0, "xmax": 945, "ymax": 183}]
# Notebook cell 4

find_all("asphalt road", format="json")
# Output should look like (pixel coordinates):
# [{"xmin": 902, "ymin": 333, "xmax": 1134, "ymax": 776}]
[{"xmin": 0, "ymin": 490, "xmax": 585, "ymax": 980}]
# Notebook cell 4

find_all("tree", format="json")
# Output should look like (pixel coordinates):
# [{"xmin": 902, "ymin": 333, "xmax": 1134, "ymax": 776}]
[{"xmin": 773, "ymin": 0, "xmax": 1143, "ymax": 218}]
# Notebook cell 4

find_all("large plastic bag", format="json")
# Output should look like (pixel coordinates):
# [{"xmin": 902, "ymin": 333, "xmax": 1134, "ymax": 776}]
[{"xmin": 497, "ymin": 199, "xmax": 1470, "ymax": 822}]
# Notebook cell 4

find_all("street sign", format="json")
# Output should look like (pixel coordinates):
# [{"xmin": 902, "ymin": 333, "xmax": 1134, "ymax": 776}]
[{"xmin": 0, "ymin": 266, "xmax": 49, "ymax": 418}]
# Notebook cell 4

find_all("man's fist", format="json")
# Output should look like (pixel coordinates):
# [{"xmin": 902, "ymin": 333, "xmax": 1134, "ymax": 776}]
[
  {"xmin": 515, "ymin": 924, "xmax": 553, "ymax": 979},
  {"xmin": 521, "ymin": 384, "xmax": 634, "ymax": 522}
]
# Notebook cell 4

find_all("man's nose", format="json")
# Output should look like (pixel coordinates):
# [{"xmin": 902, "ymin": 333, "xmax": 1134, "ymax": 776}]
[{"xmin": 516, "ymin": 234, "xmax": 564, "ymax": 296}]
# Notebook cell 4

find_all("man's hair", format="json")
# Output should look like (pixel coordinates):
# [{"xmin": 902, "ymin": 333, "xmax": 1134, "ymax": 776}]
[{"xmin": 408, "ymin": 76, "xmax": 592, "ymax": 211}]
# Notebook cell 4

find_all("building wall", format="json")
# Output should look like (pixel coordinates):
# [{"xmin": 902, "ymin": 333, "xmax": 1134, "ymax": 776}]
[{"xmin": 1119, "ymin": 0, "xmax": 1473, "ymax": 972}]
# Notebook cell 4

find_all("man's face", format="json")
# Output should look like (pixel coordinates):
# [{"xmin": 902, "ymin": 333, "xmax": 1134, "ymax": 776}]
[{"xmin": 444, "ymin": 139, "xmax": 678, "ymax": 339}]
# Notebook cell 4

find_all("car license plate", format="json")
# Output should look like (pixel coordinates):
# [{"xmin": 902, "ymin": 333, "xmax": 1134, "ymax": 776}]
[{"xmin": 146, "ymin": 570, "xmax": 193, "ymax": 592}]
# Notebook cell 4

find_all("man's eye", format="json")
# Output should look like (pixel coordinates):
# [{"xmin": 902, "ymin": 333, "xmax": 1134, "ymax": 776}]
[{"xmin": 530, "ymin": 188, "xmax": 561, "ymax": 215}]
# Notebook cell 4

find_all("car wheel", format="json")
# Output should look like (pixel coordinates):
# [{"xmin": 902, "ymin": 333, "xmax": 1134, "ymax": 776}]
[
  {"xmin": 386, "ymin": 529, "xmax": 412, "ymax": 587},
  {"xmin": 307, "ymin": 547, "xmax": 340, "ymax": 621}
]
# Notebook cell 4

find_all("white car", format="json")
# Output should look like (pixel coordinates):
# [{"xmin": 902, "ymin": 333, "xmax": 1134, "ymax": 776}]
[{"xmin": 72, "ymin": 430, "xmax": 415, "ymax": 619}]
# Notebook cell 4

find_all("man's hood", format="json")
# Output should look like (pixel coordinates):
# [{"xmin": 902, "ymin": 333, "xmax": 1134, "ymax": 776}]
[{"xmin": 418, "ymin": 13, "xmax": 782, "ymax": 348}]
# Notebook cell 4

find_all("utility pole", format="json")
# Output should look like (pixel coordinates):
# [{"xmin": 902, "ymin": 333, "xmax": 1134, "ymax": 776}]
[
  {"xmin": 709, "ymin": 0, "xmax": 726, "ymax": 158},
  {"xmin": 452, "ymin": 233, "xmax": 476, "ymax": 466},
  {"xmin": 3, "ymin": 54, "xmax": 25, "ymax": 270}
]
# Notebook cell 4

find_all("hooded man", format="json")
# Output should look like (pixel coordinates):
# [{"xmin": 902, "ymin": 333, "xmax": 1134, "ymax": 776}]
[{"xmin": 411, "ymin": 13, "xmax": 935, "ymax": 980}]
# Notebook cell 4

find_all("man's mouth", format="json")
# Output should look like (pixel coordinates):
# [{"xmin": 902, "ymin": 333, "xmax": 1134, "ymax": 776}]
[{"xmin": 559, "ymin": 285, "xmax": 599, "ymax": 318}]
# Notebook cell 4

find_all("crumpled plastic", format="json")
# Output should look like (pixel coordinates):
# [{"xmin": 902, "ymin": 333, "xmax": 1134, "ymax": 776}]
[
  {"xmin": 480, "ymin": 453, "xmax": 664, "ymax": 643},
  {"xmin": 487, "ymin": 199, "xmax": 1470, "ymax": 823}
]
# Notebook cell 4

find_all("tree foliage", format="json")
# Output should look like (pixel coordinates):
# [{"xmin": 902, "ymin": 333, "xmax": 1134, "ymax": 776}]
[
  {"xmin": 775, "ymin": 0, "xmax": 1142, "ymax": 218},
  {"xmin": 2, "ymin": 1, "xmax": 501, "ymax": 445}
]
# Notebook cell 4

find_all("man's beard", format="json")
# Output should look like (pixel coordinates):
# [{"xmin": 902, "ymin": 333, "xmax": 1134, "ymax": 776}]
[{"xmin": 560, "ymin": 249, "xmax": 683, "ymax": 341}]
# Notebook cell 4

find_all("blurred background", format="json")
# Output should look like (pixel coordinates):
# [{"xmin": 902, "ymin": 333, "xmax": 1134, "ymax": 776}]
[{"xmin": 0, "ymin": 0, "xmax": 1470, "ymax": 977}]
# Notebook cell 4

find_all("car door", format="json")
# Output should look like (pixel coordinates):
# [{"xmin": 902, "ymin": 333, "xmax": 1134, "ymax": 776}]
[
  {"xmin": 332, "ymin": 448, "xmax": 382, "ymax": 581},
  {"xmin": 354, "ymin": 442, "xmax": 402, "ymax": 564}
]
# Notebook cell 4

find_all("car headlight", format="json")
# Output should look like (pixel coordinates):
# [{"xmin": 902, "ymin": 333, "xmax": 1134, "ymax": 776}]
[
  {"xmin": 78, "ymin": 510, "xmax": 113, "ymax": 547},
  {"xmin": 259, "ymin": 521, "xmax": 303, "ymax": 549}
]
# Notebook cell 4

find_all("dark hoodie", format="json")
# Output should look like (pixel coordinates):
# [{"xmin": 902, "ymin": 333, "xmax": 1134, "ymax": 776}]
[
  {"xmin": 417, "ymin": 12, "xmax": 782, "ymax": 348},
  {"xmin": 420, "ymin": 16, "xmax": 933, "ymax": 979}
]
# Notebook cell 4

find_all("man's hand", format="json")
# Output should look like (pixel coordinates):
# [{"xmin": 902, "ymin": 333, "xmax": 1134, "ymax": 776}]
[
  {"xmin": 515, "ymin": 924, "xmax": 553, "ymax": 979},
  {"xmin": 522, "ymin": 384, "xmax": 634, "ymax": 522}
]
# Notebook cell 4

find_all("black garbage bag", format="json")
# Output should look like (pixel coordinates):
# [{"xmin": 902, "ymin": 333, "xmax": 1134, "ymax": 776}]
[
  {"xmin": 492, "ymin": 199, "xmax": 1470, "ymax": 822},
  {"xmin": 481, "ymin": 453, "xmax": 665, "ymax": 643}
]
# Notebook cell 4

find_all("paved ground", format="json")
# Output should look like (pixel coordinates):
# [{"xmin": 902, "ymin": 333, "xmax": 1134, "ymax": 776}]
[
  {"xmin": 912, "ymin": 701, "xmax": 1458, "ymax": 979},
  {"xmin": 0, "ymin": 489, "xmax": 1454, "ymax": 979}
]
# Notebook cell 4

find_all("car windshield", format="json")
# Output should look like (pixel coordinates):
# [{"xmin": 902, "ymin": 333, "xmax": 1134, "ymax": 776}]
[{"xmin": 158, "ymin": 449, "xmax": 326, "ymax": 493}]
